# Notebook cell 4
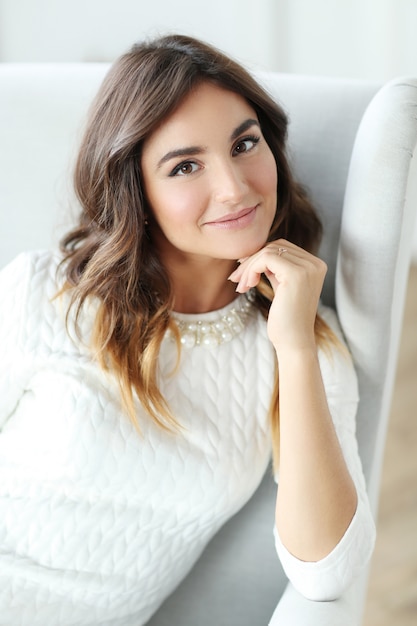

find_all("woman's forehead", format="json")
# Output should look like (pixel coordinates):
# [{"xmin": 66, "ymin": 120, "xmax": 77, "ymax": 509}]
[{"xmin": 142, "ymin": 82, "xmax": 257, "ymax": 157}]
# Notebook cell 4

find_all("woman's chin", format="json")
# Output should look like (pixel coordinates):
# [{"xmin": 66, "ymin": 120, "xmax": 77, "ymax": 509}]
[{"xmin": 230, "ymin": 238, "xmax": 268, "ymax": 261}]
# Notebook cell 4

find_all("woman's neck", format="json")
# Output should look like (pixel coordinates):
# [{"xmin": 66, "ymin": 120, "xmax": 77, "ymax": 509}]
[
  {"xmin": 173, "ymin": 280, "xmax": 238, "ymax": 314},
  {"xmin": 167, "ymin": 257, "xmax": 238, "ymax": 314}
]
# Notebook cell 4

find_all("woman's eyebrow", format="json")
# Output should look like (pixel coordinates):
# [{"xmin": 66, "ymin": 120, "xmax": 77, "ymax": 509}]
[
  {"xmin": 157, "ymin": 146, "xmax": 205, "ymax": 170},
  {"xmin": 156, "ymin": 118, "xmax": 260, "ymax": 170},
  {"xmin": 230, "ymin": 118, "xmax": 260, "ymax": 141}
]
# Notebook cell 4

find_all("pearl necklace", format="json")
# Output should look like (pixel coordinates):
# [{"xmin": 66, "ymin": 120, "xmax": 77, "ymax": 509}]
[{"xmin": 170, "ymin": 294, "xmax": 254, "ymax": 348}]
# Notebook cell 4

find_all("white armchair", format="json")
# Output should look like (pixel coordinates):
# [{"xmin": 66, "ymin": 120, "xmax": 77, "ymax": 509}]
[{"xmin": 1, "ymin": 65, "xmax": 416, "ymax": 625}]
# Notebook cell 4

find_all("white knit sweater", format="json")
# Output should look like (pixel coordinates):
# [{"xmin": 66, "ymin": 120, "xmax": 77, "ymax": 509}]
[{"xmin": 0, "ymin": 251, "xmax": 375, "ymax": 625}]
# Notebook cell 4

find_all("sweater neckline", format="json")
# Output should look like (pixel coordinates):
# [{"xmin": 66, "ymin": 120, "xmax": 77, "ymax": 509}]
[{"xmin": 170, "ymin": 292, "xmax": 255, "ymax": 347}]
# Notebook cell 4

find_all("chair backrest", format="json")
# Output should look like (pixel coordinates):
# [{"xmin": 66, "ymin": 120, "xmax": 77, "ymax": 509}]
[{"xmin": 0, "ymin": 63, "xmax": 109, "ymax": 269}]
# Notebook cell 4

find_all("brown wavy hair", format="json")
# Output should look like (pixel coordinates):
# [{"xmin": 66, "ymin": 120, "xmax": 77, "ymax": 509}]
[{"xmin": 60, "ymin": 34, "xmax": 329, "ymax": 461}]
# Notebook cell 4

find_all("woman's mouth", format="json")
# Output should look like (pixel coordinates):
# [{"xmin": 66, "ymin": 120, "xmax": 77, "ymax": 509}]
[{"xmin": 203, "ymin": 206, "xmax": 258, "ymax": 230}]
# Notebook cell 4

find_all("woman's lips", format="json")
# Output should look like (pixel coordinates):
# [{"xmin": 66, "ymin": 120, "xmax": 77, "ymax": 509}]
[{"xmin": 203, "ymin": 206, "xmax": 258, "ymax": 230}]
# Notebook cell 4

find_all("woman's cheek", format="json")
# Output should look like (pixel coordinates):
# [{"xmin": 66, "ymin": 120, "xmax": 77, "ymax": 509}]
[{"xmin": 153, "ymin": 185, "xmax": 206, "ymax": 230}]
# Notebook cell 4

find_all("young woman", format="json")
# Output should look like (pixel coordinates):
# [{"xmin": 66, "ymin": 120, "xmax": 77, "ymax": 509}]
[{"xmin": 0, "ymin": 34, "xmax": 375, "ymax": 625}]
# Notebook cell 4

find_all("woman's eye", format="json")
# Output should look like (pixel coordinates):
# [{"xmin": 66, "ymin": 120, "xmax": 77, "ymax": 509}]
[
  {"xmin": 170, "ymin": 161, "xmax": 199, "ymax": 177},
  {"xmin": 233, "ymin": 135, "xmax": 260, "ymax": 155}
]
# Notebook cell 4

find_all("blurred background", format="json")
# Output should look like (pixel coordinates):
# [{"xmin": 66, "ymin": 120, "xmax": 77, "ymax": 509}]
[{"xmin": 1, "ymin": 1, "xmax": 416, "ymax": 623}]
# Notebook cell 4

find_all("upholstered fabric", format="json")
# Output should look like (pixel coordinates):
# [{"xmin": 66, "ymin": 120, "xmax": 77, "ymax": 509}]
[
  {"xmin": 0, "ymin": 65, "xmax": 416, "ymax": 625},
  {"xmin": 0, "ymin": 64, "xmax": 109, "ymax": 270}
]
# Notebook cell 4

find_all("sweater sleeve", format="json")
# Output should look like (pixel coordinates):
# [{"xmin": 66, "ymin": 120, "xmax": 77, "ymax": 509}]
[
  {"xmin": 0, "ymin": 252, "xmax": 42, "ymax": 430},
  {"xmin": 273, "ymin": 305, "xmax": 376, "ymax": 601}
]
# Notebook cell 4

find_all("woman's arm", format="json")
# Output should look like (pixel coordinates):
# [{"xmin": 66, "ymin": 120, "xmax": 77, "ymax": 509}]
[
  {"xmin": 228, "ymin": 240, "xmax": 368, "ymax": 563},
  {"xmin": 275, "ymin": 343, "xmax": 357, "ymax": 561}
]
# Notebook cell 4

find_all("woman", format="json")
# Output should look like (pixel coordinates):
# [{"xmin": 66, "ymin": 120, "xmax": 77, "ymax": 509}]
[{"xmin": 0, "ymin": 34, "xmax": 375, "ymax": 625}]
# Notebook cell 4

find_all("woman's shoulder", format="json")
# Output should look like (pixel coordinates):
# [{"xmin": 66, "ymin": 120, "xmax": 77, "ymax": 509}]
[
  {"xmin": 0, "ymin": 249, "xmax": 64, "ymax": 326},
  {"xmin": 1, "ymin": 249, "xmax": 62, "ymax": 282}
]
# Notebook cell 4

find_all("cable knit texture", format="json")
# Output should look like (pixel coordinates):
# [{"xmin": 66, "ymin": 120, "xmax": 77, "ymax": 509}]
[{"xmin": 0, "ymin": 251, "xmax": 375, "ymax": 625}]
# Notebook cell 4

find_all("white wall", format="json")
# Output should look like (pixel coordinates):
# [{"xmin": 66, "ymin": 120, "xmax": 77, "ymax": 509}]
[
  {"xmin": 4, "ymin": 0, "xmax": 416, "ymax": 78},
  {"xmin": 0, "ymin": 0, "xmax": 277, "ymax": 70},
  {"xmin": 278, "ymin": 0, "xmax": 417, "ymax": 81}
]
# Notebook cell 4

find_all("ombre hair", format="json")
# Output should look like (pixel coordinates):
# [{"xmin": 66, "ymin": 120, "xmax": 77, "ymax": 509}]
[{"xmin": 60, "ymin": 34, "xmax": 328, "ymax": 461}]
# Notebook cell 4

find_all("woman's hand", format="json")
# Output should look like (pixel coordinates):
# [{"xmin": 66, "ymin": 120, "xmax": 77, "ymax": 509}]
[{"xmin": 228, "ymin": 239, "xmax": 327, "ymax": 353}]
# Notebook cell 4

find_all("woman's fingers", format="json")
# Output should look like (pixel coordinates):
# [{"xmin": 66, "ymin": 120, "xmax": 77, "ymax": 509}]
[
  {"xmin": 228, "ymin": 239, "xmax": 327, "ymax": 350},
  {"xmin": 228, "ymin": 240, "xmax": 320, "ymax": 294}
]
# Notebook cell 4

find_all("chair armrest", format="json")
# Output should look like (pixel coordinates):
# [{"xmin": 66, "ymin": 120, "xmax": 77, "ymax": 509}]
[{"xmin": 268, "ymin": 574, "xmax": 369, "ymax": 626}]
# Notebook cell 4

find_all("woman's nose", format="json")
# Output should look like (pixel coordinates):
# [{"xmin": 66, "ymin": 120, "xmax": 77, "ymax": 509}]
[{"xmin": 213, "ymin": 161, "xmax": 249, "ymax": 205}]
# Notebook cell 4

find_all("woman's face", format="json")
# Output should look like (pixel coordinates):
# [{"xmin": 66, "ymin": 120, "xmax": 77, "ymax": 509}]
[{"xmin": 141, "ymin": 81, "xmax": 278, "ymax": 265}]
